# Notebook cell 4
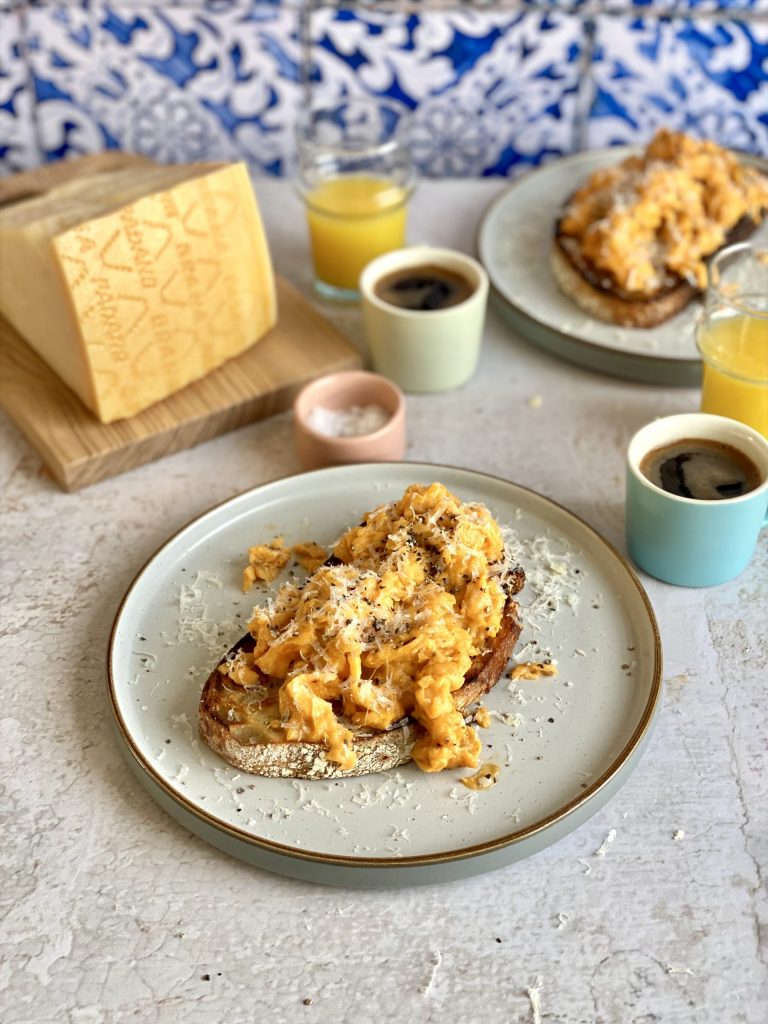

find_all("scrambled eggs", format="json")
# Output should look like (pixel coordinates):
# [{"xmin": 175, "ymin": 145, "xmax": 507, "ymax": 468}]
[
  {"xmin": 226, "ymin": 483, "xmax": 513, "ymax": 772},
  {"xmin": 242, "ymin": 537, "xmax": 290, "ymax": 591},
  {"xmin": 559, "ymin": 129, "xmax": 768, "ymax": 294},
  {"xmin": 242, "ymin": 538, "xmax": 328, "ymax": 591}
]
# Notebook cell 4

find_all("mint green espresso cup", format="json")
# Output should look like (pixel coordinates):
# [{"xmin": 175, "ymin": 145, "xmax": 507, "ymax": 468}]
[
  {"xmin": 626, "ymin": 413, "xmax": 768, "ymax": 587},
  {"xmin": 359, "ymin": 246, "xmax": 488, "ymax": 393}
]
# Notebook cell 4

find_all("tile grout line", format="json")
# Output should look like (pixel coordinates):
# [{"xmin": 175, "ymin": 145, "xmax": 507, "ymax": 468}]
[
  {"xmin": 573, "ymin": 15, "xmax": 597, "ymax": 154},
  {"xmin": 7, "ymin": 0, "xmax": 768, "ymax": 24},
  {"xmin": 325, "ymin": 0, "xmax": 768, "ymax": 26}
]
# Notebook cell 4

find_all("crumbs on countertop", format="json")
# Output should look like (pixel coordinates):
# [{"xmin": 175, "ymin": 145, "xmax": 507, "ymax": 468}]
[
  {"xmin": 595, "ymin": 828, "xmax": 617, "ymax": 857},
  {"xmin": 526, "ymin": 974, "xmax": 544, "ymax": 1024},
  {"xmin": 421, "ymin": 951, "xmax": 443, "ymax": 996}
]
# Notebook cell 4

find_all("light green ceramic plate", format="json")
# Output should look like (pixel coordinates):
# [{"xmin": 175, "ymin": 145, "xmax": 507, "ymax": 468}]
[
  {"xmin": 478, "ymin": 148, "xmax": 768, "ymax": 386},
  {"xmin": 108, "ymin": 464, "xmax": 662, "ymax": 888}
]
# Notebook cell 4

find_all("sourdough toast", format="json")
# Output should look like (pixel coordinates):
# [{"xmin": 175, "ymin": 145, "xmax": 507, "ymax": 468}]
[{"xmin": 198, "ymin": 572, "xmax": 524, "ymax": 779}]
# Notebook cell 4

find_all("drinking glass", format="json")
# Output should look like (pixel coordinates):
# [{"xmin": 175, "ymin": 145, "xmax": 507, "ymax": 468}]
[
  {"xmin": 696, "ymin": 241, "xmax": 768, "ymax": 438},
  {"xmin": 295, "ymin": 97, "xmax": 415, "ymax": 302}
]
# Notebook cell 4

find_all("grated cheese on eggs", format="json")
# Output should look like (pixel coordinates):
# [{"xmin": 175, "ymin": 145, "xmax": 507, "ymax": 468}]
[{"xmin": 222, "ymin": 483, "xmax": 525, "ymax": 773}]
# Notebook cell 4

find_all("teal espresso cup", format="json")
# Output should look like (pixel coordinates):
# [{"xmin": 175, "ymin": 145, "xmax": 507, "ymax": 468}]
[{"xmin": 626, "ymin": 413, "xmax": 768, "ymax": 587}]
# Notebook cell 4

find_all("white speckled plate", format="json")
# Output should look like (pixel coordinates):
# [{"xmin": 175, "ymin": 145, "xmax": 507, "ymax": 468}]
[
  {"xmin": 477, "ymin": 148, "xmax": 768, "ymax": 386},
  {"xmin": 108, "ymin": 464, "xmax": 662, "ymax": 887}
]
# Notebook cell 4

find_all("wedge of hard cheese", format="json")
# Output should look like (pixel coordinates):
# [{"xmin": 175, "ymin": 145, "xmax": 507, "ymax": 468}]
[{"xmin": 0, "ymin": 161, "xmax": 276, "ymax": 423}]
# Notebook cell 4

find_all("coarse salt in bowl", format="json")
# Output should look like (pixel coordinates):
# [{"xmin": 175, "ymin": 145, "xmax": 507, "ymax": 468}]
[{"xmin": 293, "ymin": 370, "xmax": 406, "ymax": 471}]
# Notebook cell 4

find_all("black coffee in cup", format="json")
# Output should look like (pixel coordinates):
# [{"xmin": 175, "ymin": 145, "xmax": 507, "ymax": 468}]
[
  {"xmin": 640, "ymin": 437, "xmax": 762, "ymax": 500},
  {"xmin": 373, "ymin": 264, "xmax": 475, "ymax": 311}
]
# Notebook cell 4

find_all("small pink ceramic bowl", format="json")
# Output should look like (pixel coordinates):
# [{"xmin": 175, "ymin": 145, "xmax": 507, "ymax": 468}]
[{"xmin": 293, "ymin": 370, "xmax": 406, "ymax": 471}]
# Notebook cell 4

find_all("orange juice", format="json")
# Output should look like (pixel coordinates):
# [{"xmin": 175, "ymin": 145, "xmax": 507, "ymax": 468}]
[
  {"xmin": 304, "ymin": 176, "xmax": 409, "ymax": 293},
  {"xmin": 698, "ymin": 314, "xmax": 768, "ymax": 437}
]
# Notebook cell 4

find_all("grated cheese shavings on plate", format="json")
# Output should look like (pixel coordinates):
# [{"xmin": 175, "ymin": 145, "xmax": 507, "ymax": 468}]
[
  {"xmin": 173, "ymin": 575, "xmax": 241, "ymax": 658},
  {"xmin": 507, "ymin": 682, "xmax": 530, "ymax": 706},
  {"xmin": 301, "ymin": 798, "xmax": 339, "ymax": 821},
  {"xmin": 501, "ymin": 527, "xmax": 583, "ymax": 634},
  {"xmin": 390, "ymin": 826, "xmax": 411, "ymax": 843},
  {"xmin": 448, "ymin": 788, "xmax": 479, "ymax": 815},
  {"xmin": 349, "ymin": 773, "xmax": 415, "ymax": 810}
]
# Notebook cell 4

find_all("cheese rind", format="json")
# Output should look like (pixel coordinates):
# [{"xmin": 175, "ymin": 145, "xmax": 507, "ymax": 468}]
[{"xmin": 0, "ymin": 162, "xmax": 276, "ymax": 422}]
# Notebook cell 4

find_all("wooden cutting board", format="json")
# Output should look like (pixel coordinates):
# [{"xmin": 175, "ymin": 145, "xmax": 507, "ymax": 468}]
[{"xmin": 0, "ymin": 155, "xmax": 362, "ymax": 491}]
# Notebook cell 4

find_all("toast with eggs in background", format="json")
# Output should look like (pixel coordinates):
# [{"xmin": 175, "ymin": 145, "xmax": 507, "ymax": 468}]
[{"xmin": 550, "ymin": 129, "xmax": 768, "ymax": 328}]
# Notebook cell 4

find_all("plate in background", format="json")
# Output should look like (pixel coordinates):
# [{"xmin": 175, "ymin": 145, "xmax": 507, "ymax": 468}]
[
  {"xmin": 477, "ymin": 147, "xmax": 768, "ymax": 387},
  {"xmin": 108, "ymin": 463, "xmax": 662, "ymax": 888}
]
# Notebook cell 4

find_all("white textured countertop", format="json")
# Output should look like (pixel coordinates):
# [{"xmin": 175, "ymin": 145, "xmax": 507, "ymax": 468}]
[{"xmin": 1, "ymin": 180, "xmax": 766, "ymax": 1024}]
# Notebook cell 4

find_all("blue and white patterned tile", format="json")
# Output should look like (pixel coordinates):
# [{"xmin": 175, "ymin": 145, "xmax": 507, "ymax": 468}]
[
  {"xmin": 622, "ymin": 1, "xmax": 768, "ymax": 13},
  {"xmin": 316, "ymin": 1, "xmax": 766, "ymax": 12},
  {"xmin": 306, "ymin": 7, "xmax": 584, "ymax": 177},
  {"xmin": 586, "ymin": 16, "xmax": 768, "ymax": 156},
  {"xmin": 24, "ymin": 0, "xmax": 304, "ymax": 174},
  {"xmin": 0, "ymin": 6, "xmax": 41, "ymax": 175}
]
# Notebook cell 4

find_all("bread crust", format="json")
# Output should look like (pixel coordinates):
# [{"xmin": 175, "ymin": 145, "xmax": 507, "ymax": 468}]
[
  {"xmin": 198, "ymin": 575, "xmax": 524, "ymax": 780},
  {"xmin": 551, "ymin": 211, "xmax": 763, "ymax": 329}
]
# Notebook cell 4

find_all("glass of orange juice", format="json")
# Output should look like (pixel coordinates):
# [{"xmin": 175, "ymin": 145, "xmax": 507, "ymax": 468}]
[
  {"xmin": 696, "ymin": 241, "xmax": 768, "ymax": 438},
  {"xmin": 295, "ymin": 97, "xmax": 415, "ymax": 302}
]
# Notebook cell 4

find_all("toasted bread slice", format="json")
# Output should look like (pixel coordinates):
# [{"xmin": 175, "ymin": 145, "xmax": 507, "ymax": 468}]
[
  {"xmin": 551, "ymin": 211, "xmax": 763, "ymax": 329},
  {"xmin": 199, "ymin": 569, "xmax": 525, "ymax": 780}
]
